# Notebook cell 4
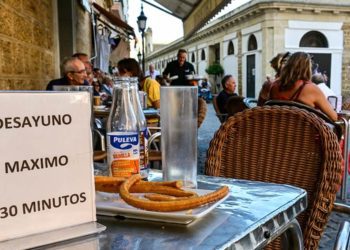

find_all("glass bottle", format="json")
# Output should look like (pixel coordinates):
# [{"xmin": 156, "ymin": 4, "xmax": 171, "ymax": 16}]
[
  {"xmin": 130, "ymin": 77, "xmax": 149, "ymax": 179},
  {"xmin": 106, "ymin": 78, "xmax": 140, "ymax": 177}
]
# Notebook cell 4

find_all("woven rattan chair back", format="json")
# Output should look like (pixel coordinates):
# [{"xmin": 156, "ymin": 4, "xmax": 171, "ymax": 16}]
[
  {"xmin": 205, "ymin": 105, "xmax": 343, "ymax": 249},
  {"xmin": 198, "ymin": 97, "xmax": 207, "ymax": 128},
  {"xmin": 226, "ymin": 96, "xmax": 250, "ymax": 117},
  {"xmin": 212, "ymin": 95, "xmax": 227, "ymax": 123}
]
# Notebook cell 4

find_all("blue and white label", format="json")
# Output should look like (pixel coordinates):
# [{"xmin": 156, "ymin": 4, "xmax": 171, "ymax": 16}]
[{"xmin": 109, "ymin": 133, "xmax": 139, "ymax": 150}]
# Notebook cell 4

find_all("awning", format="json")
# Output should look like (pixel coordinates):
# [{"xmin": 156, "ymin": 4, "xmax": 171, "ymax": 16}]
[
  {"xmin": 92, "ymin": 3, "xmax": 136, "ymax": 39},
  {"xmin": 151, "ymin": 0, "xmax": 231, "ymax": 39}
]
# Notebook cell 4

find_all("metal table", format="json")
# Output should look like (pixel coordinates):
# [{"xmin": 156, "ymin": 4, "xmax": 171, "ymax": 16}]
[
  {"xmin": 95, "ymin": 173, "xmax": 306, "ymax": 250},
  {"xmin": 38, "ymin": 173, "xmax": 307, "ymax": 250}
]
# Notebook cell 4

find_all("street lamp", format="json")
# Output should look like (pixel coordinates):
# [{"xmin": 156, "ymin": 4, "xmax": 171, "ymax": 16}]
[
  {"xmin": 137, "ymin": 4, "xmax": 147, "ymax": 73},
  {"xmin": 137, "ymin": 51, "xmax": 142, "ymax": 63}
]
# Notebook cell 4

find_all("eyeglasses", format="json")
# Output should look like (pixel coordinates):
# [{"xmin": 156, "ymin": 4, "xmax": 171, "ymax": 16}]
[{"xmin": 70, "ymin": 69, "xmax": 87, "ymax": 74}]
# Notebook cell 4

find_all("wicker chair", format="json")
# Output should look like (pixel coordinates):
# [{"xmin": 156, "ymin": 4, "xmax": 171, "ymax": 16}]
[
  {"xmin": 198, "ymin": 97, "xmax": 207, "ymax": 128},
  {"xmin": 212, "ymin": 95, "xmax": 227, "ymax": 123},
  {"xmin": 264, "ymin": 100, "xmax": 342, "ymax": 140},
  {"xmin": 205, "ymin": 105, "xmax": 343, "ymax": 249},
  {"xmin": 226, "ymin": 96, "xmax": 250, "ymax": 118}
]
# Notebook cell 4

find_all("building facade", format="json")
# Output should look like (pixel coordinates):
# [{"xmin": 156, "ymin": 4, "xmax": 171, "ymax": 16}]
[
  {"xmin": 0, "ymin": 0, "xmax": 130, "ymax": 90},
  {"xmin": 146, "ymin": 0, "xmax": 350, "ymax": 98}
]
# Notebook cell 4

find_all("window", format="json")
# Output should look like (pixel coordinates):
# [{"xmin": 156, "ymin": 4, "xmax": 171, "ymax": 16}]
[
  {"xmin": 201, "ymin": 49, "xmax": 206, "ymax": 60},
  {"xmin": 248, "ymin": 35, "xmax": 257, "ymax": 51},
  {"xmin": 227, "ymin": 41, "xmax": 234, "ymax": 55},
  {"xmin": 191, "ymin": 52, "xmax": 195, "ymax": 63},
  {"xmin": 299, "ymin": 31, "xmax": 328, "ymax": 48}
]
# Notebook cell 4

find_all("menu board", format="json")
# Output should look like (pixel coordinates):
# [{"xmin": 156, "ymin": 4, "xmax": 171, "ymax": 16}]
[{"xmin": 0, "ymin": 92, "xmax": 95, "ymax": 241}]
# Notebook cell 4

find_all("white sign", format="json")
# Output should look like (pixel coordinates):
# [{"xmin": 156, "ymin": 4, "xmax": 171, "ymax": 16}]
[{"xmin": 0, "ymin": 92, "xmax": 95, "ymax": 241}]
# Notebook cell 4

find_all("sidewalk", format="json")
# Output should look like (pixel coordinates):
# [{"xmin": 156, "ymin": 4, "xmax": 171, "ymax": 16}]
[{"xmin": 197, "ymin": 103, "xmax": 350, "ymax": 249}]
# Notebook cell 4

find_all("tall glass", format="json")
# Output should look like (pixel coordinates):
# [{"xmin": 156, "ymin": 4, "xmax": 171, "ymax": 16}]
[{"xmin": 161, "ymin": 86, "xmax": 198, "ymax": 188}]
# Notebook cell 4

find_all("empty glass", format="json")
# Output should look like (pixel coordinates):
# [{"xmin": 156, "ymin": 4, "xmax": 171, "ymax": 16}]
[{"xmin": 161, "ymin": 86, "xmax": 198, "ymax": 188}]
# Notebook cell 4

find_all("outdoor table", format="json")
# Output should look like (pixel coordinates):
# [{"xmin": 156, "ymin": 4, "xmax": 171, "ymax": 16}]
[
  {"xmin": 95, "ymin": 173, "xmax": 306, "ymax": 249},
  {"xmin": 94, "ymin": 107, "xmax": 159, "ymax": 119},
  {"xmin": 94, "ymin": 107, "xmax": 110, "ymax": 118},
  {"xmin": 30, "ymin": 171, "xmax": 307, "ymax": 249}
]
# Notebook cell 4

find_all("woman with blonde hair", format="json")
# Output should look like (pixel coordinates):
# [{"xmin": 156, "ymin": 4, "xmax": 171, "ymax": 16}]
[
  {"xmin": 269, "ymin": 51, "xmax": 337, "ymax": 121},
  {"xmin": 257, "ymin": 52, "xmax": 290, "ymax": 106}
]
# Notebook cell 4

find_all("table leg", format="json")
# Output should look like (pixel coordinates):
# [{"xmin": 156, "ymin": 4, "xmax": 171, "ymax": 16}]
[
  {"xmin": 340, "ymin": 117, "xmax": 349, "ymax": 201},
  {"xmin": 280, "ymin": 219, "xmax": 304, "ymax": 250}
]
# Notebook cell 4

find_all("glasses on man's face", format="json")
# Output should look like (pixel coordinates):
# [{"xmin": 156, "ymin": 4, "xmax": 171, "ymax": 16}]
[{"xmin": 70, "ymin": 69, "xmax": 87, "ymax": 74}]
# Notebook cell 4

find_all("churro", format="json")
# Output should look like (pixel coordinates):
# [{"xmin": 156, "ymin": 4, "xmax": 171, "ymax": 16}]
[
  {"xmin": 95, "ymin": 176, "xmax": 192, "ymax": 197},
  {"xmin": 119, "ymin": 175, "xmax": 229, "ymax": 212},
  {"xmin": 144, "ymin": 193, "xmax": 198, "ymax": 201}
]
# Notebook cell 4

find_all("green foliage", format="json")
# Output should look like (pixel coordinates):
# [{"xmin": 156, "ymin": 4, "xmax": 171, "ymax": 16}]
[{"xmin": 205, "ymin": 63, "xmax": 224, "ymax": 76}]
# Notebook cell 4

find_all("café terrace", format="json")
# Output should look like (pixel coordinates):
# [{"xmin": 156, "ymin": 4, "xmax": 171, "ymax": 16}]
[{"xmin": 0, "ymin": 1, "xmax": 350, "ymax": 250}]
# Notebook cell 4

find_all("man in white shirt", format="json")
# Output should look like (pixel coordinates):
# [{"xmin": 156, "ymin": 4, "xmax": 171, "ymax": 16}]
[
  {"xmin": 312, "ymin": 73, "xmax": 335, "ymax": 98},
  {"xmin": 145, "ymin": 64, "xmax": 160, "ymax": 79},
  {"xmin": 312, "ymin": 73, "xmax": 340, "ymax": 110}
]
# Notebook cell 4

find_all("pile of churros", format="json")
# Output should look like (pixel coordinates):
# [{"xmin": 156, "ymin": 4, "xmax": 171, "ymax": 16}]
[{"xmin": 95, "ymin": 175, "xmax": 229, "ymax": 212}]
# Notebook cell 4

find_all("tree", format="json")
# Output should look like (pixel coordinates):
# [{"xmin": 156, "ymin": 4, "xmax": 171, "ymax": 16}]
[{"xmin": 206, "ymin": 63, "xmax": 224, "ymax": 93}]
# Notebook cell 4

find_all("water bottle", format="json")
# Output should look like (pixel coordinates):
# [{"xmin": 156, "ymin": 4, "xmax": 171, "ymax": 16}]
[
  {"xmin": 130, "ymin": 77, "xmax": 149, "ymax": 179},
  {"xmin": 106, "ymin": 78, "xmax": 140, "ymax": 177}
]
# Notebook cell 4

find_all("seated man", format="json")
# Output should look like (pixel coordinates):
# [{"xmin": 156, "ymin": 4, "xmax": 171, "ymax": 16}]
[
  {"xmin": 140, "ymin": 76, "xmax": 161, "ymax": 109},
  {"xmin": 145, "ymin": 64, "xmax": 160, "ymax": 80},
  {"xmin": 216, "ymin": 75, "xmax": 238, "ymax": 114},
  {"xmin": 312, "ymin": 73, "xmax": 336, "ymax": 98},
  {"xmin": 117, "ymin": 58, "xmax": 161, "ymax": 109},
  {"xmin": 46, "ymin": 57, "xmax": 88, "ymax": 90}
]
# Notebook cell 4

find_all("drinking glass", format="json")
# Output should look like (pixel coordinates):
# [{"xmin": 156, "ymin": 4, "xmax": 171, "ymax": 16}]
[{"xmin": 161, "ymin": 86, "xmax": 198, "ymax": 188}]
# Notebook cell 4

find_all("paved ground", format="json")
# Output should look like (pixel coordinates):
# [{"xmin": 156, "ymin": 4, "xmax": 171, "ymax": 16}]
[
  {"xmin": 197, "ymin": 102, "xmax": 350, "ymax": 249},
  {"xmin": 197, "ymin": 102, "xmax": 221, "ymax": 175}
]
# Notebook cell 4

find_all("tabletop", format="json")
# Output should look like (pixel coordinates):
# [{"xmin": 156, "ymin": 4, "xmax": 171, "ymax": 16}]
[
  {"xmin": 26, "ymin": 173, "xmax": 306, "ymax": 250},
  {"xmin": 95, "ymin": 172, "xmax": 306, "ymax": 250}
]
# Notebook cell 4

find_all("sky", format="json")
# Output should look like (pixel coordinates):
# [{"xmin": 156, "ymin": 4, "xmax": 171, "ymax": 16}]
[{"xmin": 128, "ymin": 0, "xmax": 251, "ymax": 56}]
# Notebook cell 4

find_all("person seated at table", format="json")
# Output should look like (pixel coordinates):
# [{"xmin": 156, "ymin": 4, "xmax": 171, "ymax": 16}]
[
  {"xmin": 72, "ymin": 52, "xmax": 92, "ymax": 73},
  {"xmin": 46, "ymin": 57, "xmax": 88, "ymax": 90},
  {"xmin": 162, "ymin": 49, "xmax": 195, "ymax": 86},
  {"xmin": 145, "ymin": 63, "xmax": 160, "ymax": 80},
  {"xmin": 226, "ymin": 96, "xmax": 249, "ymax": 117},
  {"xmin": 216, "ymin": 75, "xmax": 238, "ymax": 114},
  {"xmin": 117, "ymin": 58, "xmax": 160, "ymax": 109},
  {"xmin": 93, "ymin": 79, "xmax": 102, "ymax": 96},
  {"xmin": 141, "ymin": 76, "xmax": 161, "ymax": 109},
  {"xmin": 199, "ymin": 78, "xmax": 212, "ymax": 102},
  {"xmin": 155, "ymin": 75, "xmax": 168, "ymax": 86},
  {"xmin": 257, "ymin": 52, "xmax": 290, "ymax": 106},
  {"xmin": 269, "ymin": 51, "xmax": 337, "ymax": 121},
  {"xmin": 73, "ymin": 52, "xmax": 95, "ymax": 85},
  {"xmin": 101, "ymin": 75, "xmax": 114, "ymax": 96},
  {"xmin": 312, "ymin": 72, "xmax": 336, "ymax": 99}
]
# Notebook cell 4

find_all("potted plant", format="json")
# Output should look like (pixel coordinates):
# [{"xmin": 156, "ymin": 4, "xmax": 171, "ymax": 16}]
[{"xmin": 206, "ymin": 63, "xmax": 224, "ymax": 94}]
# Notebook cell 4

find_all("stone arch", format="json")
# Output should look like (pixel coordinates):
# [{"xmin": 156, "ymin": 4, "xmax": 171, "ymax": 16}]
[
  {"xmin": 248, "ymin": 35, "xmax": 257, "ymax": 51},
  {"xmin": 191, "ymin": 52, "xmax": 195, "ymax": 63},
  {"xmin": 201, "ymin": 49, "xmax": 206, "ymax": 60},
  {"xmin": 228, "ymin": 41, "xmax": 234, "ymax": 55},
  {"xmin": 299, "ymin": 31, "xmax": 328, "ymax": 48}
]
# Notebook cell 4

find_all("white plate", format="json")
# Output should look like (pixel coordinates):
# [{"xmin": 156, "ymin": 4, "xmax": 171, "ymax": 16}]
[
  {"xmin": 169, "ymin": 75, "xmax": 178, "ymax": 80},
  {"xmin": 96, "ymin": 189, "xmax": 229, "ymax": 225},
  {"xmin": 93, "ymin": 105, "xmax": 106, "ymax": 110}
]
